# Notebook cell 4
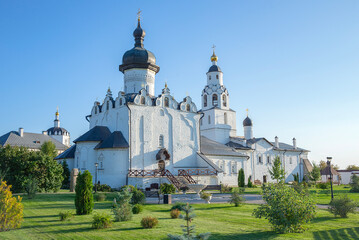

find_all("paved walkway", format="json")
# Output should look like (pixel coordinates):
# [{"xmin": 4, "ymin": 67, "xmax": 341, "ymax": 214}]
[{"xmin": 146, "ymin": 193, "xmax": 332, "ymax": 209}]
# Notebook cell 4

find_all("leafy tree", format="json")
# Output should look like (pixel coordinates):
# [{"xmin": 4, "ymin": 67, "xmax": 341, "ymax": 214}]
[
  {"xmin": 329, "ymin": 195, "xmax": 357, "ymax": 218},
  {"xmin": 319, "ymin": 160, "xmax": 327, "ymax": 171},
  {"xmin": 253, "ymin": 184, "xmax": 316, "ymax": 233},
  {"xmin": 40, "ymin": 141, "xmax": 57, "ymax": 159},
  {"xmin": 113, "ymin": 187, "xmax": 133, "ymax": 221},
  {"xmin": 61, "ymin": 161, "xmax": 70, "ymax": 189},
  {"xmin": 160, "ymin": 183, "xmax": 176, "ymax": 194},
  {"xmin": 268, "ymin": 156, "xmax": 285, "ymax": 183},
  {"xmin": 32, "ymin": 153, "xmax": 63, "ymax": 192},
  {"xmin": 75, "ymin": 170, "xmax": 94, "ymax": 215},
  {"xmin": 0, "ymin": 181, "xmax": 23, "ymax": 231},
  {"xmin": 238, "ymin": 168, "xmax": 245, "ymax": 188},
  {"xmin": 168, "ymin": 203, "xmax": 211, "ymax": 240},
  {"xmin": 310, "ymin": 163, "xmax": 321, "ymax": 182},
  {"xmin": 347, "ymin": 165, "xmax": 359, "ymax": 170}
]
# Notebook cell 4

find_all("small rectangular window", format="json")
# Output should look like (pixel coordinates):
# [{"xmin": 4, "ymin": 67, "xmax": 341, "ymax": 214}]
[
  {"xmin": 267, "ymin": 156, "xmax": 270, "ymax": 164},
  {"xmin": 259, "ymin": 156, "xmax": 262, "ymax": 163}
]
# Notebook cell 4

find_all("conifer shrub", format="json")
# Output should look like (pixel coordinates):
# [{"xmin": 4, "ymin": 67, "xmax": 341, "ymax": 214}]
[
  {"xmin": 329, "ymin": 195, "xmax": 357, "ymax": 218},
  {"xmin": 247, "ymin": 176, "xmax": 253, "ymax": 188},
  {"xmin": 59, "ymin": 211, "xmax": 73, "ymax": 221},
  {"xmin": 141, "ymin": 216, "xmax": 158, "ymax": 229},
  {"xmin": 94, "ymin": 183, "xmax": 112, "ymax": 192},
  {"xmin": 349, "ymin": 174, "xmax": 359, "ymax": 193},
  {"xmin": 132, "ymin": 204, "xmax": 143, "ymax": 214},
  {"xmin": 238, "ymin": 168, "xmax": 245, "ymax": 187},
  {"xmin": 75, "ymin": 170, "xmax": 94, "ymax": 215},
  {"xmin": 220, "ymin": 184, "xmax": 233, "ymax": 193},
  {"xmin": 168, "ymin": 203, "xmax": 210, "ymax": 240},
  {"xmin": 253, "ymin": 184, "xmax": 316, "ymax": 233},
  {"xmin": 92, "ymin": 212, "xmax": 112, "ymax": 229},
  {"xmin": 170, "ymin": 209, "xmax": 180, "ymax": 219},
  {"xmin": 23, "ymin": 177, "xmax": 37, "ymax": 199},
  {"xmin": 229, "ymin": 190, "xmax": 244, "ymax": 207},
  {"xmin": 61, "ymin": 161, "xmax": 70, "ymax": 189},
  {"xmin": 170, "ymin": 202, "xmax": 186, "ymax": 211},
  {"xmin": 112, "ymin": 187, "xmax": 133, "ymax": 221},
  {"xmin": 316, "ymin": 182, "xmax": 330, "ymax": 190},
  {"xmin": 0, "ymin": 181, "xmax": 23, "ymax": 231}
]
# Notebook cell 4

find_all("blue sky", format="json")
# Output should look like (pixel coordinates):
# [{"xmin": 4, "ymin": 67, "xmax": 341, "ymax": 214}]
[{"xmin": 0, "ymin": 1, "xmax": 358, "ymax": 168}]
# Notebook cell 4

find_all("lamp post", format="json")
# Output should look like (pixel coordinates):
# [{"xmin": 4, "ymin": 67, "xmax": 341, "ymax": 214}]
[
  {"xmin": 327, "ymin": 157, "xmax": 334, "ymax": 201},
  {"xmin": 95, "ymin": 162, "xmax": 98, "ymax": 193}
]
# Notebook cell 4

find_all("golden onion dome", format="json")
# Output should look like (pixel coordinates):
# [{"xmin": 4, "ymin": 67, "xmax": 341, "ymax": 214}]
[{"xmin": 211, "ymin": 51, "xmax": 218, "ymax": 62}]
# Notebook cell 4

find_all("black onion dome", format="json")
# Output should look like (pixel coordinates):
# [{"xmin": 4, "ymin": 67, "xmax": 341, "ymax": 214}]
[
  {"xmin": 47, "ymin": 127, "xmax": 69, "ymax": 135},
  {"xmin": 243, "ymin": 117, "xmax": 253, "ymax": 127},
  {"xmin": 208, "ymin": 64, "xmax": 222, "ymax": 73},
  {"xmin": 119, "ymin": 19, "xmax": 160, "ymax": 73}
]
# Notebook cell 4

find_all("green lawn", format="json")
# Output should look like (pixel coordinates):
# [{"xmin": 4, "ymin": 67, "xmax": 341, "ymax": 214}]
[{"xmin": 1, "ymin": 192, "xmax": 359, "ymax": 240}]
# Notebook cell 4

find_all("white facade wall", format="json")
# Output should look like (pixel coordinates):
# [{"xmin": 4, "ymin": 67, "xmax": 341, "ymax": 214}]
[{"xmin": 124, "ymin": 69, "xmax": 156, "ymax": 96}]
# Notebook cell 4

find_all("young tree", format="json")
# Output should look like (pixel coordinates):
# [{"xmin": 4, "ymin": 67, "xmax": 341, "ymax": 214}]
[
  {"xmin": 61, "ymin": 161, "xmax": 71, "ymax": 189},
  {"xmin": 319, "ymin": 160, "xmax": 327, "ymax": 171},
  {"xmin": 268, "ymin": 156, "xmax": 285, "ymax": 183},
  {"xmin": 310, "ymin": 163, "xmax": 321, "ymax": 182},
  {"xmin": 238, "ymin": 168, "xmax": 245, "ymax": 188},
  {"xmin": 40, "ymin": 141, "xmax": 57, "ymax": 159},
  {"xmin": 0, "ymin": 181, "xmax": 23, "ymax": 231},
  {"xmin": 75, "ymin": 170, "xmax": 94, "ymax": 215},
  {"xmin": 349, "ymin": 174, "xmax": 359, "ymax": 193},
  {"xmin": 168, "ymin": 203, "xmax": 210, "ymax": 240}
]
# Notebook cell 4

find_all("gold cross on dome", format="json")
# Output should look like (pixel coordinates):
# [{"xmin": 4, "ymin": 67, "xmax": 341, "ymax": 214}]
[
  {"xmin": 137, "ymin": 9, "xmax": 142, "ymax": 20},
  {"xmin": 246, "ymin": 108, "xmax": 249, "ymax": 116},
  {"xmin": 212, "ymin": 44, "xmax": 216, "ymax": 51}
]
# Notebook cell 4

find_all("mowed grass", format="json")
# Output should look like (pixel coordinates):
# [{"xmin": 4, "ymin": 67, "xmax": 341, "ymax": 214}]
[{"xmin": 0, "ymin": 192, "xmax": 359, "ymax": 240}]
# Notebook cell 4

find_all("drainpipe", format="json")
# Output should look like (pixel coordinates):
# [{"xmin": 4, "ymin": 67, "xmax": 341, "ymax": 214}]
[{"xmin": 126, "ymin": 103, "xmax": 132, "ymax": 185}]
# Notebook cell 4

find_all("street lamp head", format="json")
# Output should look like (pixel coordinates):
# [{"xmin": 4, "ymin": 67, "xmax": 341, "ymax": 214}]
[{"xmin": 95, "ymin": 162, "xmax": 98, "ymax": 167}]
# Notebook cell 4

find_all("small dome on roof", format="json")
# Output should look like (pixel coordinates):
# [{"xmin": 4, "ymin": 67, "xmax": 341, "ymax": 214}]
[
  {"xmin": 208, "ymin": 65, "xmax": 222, "ymax": 73},
  {"xmin": 243, "ymin": 117, "xmax": 253, "ymax": 127},
  {"xmin": 47, "ymin": 127, "xmax": 69, "ymax": 136}
]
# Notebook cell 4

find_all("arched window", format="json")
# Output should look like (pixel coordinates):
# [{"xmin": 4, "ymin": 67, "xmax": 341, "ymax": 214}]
[
  {"xmin": 212, "ymin": 94, "xmax": 218, "ymax": 106},
  {"xmin": 203, "ymin": 95, "xmax": 207, "ymax": 107},
  {"xmin": 120, "ymin": 98, "xmax": 122, "ymax": 106},
  {"xmin": 216, "ymin": 74, "xmax": 219, "ymax": 79},
  {"xmin": 141, "ymin": 96, "xmax": 145, "ymax": 105},
  {"xmin": 106, "ymin": 101, "xmax": 109, "ymax": 110},
  {"xmin": 222, "ymin": 94, "xmax": 227, "ymax": 107},
  {"xmin": 98, "ymin": 154, "xmax": 104, "ymax": 170},
  {"xmin": 159, "ymin": 135, "xmax": 164, "ymax": 148},
  {"xmin": 186, "ymin": 104, "xmax": 190, "ymax": 112},
  {"xmin": 209, "ymin": 75, "xmax": 211, "ymax": 80},
  {"xmin": 208, "ymin": 115, "xmax": 211, "ymax": 124},
  {"xmin": 95, "ymin": 107, "xmax": 97, "ymax": 114},
  {"xmin": 224, "ymin": 113, "xmax": 227, "ymax": 124},
  {"xmin": 164, "ymin": 97, "xmax": 169, "ymax": 107}
]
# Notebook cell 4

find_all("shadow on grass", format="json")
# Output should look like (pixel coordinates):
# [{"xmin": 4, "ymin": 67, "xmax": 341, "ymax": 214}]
[
  {"xmin": 311, "ymin": 216, "xmax": 333, "ymax": 223},
  {"xmin": 110, "ymin": 227, "xmax": 143, "ymax": 232},
  {"xmin": 24, "ymin": 214, "xmax": 59, "ymax": 219},
  {"xmin": 312, "ymin": 227, "xmax": 359, "ymax": 240},
  {"xmin": 20, "ymin": 221, "xmax": 91, "ymax": 230},
  {"xmin": 209, "ymin": 230, "xmax": 276, "ymax": 240},
  {"xmin": 195, "ymin": 206, "xmax": 233, "ymax": 211}
]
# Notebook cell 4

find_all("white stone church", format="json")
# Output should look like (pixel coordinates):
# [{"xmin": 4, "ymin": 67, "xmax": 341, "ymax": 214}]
[{"xmin": 55, "ymin": 18, "xmax": 312, "ymax": 189}]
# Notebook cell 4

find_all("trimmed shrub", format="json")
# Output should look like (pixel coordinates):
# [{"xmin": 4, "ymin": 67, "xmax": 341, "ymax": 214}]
[
  {"xmin": 171, "ymin": 202, "xmax": 186, "ymax": 211},
  {"xmin": 132, "ymin": 204, "xmax": 143, "ymax": 214},
  {"xmin": 94, "ymin": 183, "xmax": 112, "ymax": 192},
  {"xmin": 75, "ymin": 170, "xmax": 94, "ymax": 215},
  {"xmin": 229, "ymin": 190, "xmax": 244, "ymax": 207},
  {"xmin": 92, "ymin": 212, "xmax": 112, "ymax": 229},
  {"xmin": 0, "ymin": 181, "xmax": 23, "ymax": 231},
  {"xmin": 253, "ymin": 184, "xmax": 316, "ymax": 233},
  {"xmin": 59, "ymin": 211, "xmax": 73, "ymax": 221},
  {"xmin": 160, "ymin": 183, "xmax": 176, "ymax": 194},
  {"xmin": 141, "ymin": 216, "xmax": 158, "ymax": 229},
  {"xmin": 94, "ymin": 193, "xmax": 106, "ymax": 202},
  {"xmin": 200, "ymin": 191, "xmax": 212, "ymax": 201},
  {"xmin": 131, "ymin": 189, "xmax": 146, "ymax": 205},
  {"xmin": 170, "ymin": 209, "xmax": 180, "ymax": 219},
  {"xmin": 316, "ymin": 182, "xmax": 330, "ymax": 190},
  {"xmin": 329, "ymin": 195, "xmax": 357, "ymax": 218},
  {"xmin": 220, "ymin": 184, "xmax": 233, "ymax": 193},
  {"xmin": 349, "ymin": 174, "xmax": 359, "ymax": 193}
]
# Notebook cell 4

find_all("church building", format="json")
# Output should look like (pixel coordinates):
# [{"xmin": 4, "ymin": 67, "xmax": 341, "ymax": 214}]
[{"xmin": 55, "ymin": 17, "xmax": 312, "ymax": 189}]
